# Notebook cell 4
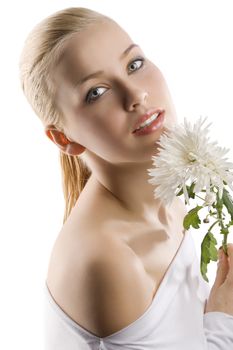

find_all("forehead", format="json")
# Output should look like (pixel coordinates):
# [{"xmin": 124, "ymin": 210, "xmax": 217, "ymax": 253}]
[{"xmin": 55, "ymin": 20, "xmax": 134, "ymax": 84}]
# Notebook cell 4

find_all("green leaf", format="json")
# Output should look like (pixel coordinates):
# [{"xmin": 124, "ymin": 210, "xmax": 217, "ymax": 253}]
[
  {"xmin": 222, "ymin": 188, "xmax": 233, "ymax": 220},
  {"xmin": 187, "ymin": 182, "xmax": 196, "ymax": 199},
  {"xmin": 176, "ymin": 187, "xmax": 183, "ymax": 196},
  {"xmin": 220, "ymin": 227, "xmax": 229, "ymax": 235},
  {"xmin": 183, "ymin": 205, "xmax": 203, "ymax": 229},
  {"xmin": 201, "ymin": 261, "xmax": 209, "ymax": 282},
  {"xmin": 200, "ymin": 232, "xmax": 218, "ymax": 282},
  {"xmin": 177, "ymin": 182, "xmax": 196, "ymax": 198}
]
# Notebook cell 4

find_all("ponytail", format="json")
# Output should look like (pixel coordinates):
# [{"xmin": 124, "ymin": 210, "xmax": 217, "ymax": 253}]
[{"xmin": 59, "ymin": 151, "xmax": 91, "ymax": 224}]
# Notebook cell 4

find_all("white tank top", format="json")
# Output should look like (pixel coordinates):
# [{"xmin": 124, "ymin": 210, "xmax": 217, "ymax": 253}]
[{"xmin": 44, "ymin": 230, "xmax": 233, "ymax": 349}]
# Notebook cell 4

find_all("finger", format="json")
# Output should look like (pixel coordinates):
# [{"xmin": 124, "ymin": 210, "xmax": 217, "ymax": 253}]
[
  {"xmin": 226, "ymin": 243, "xmax": 233, "ymax": 262},
  {"xmin": 213, "ymin": 247, "xmax": 229, "ymax": 288},
  {"xmin": 225, "ymin": 243, "xmax": 233, "ymax": 280}
]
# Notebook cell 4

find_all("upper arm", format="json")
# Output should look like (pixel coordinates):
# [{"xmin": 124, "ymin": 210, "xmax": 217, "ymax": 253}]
[{"xmin": 63, "ymin": 237, "xmax": 153, "ymax": 338}]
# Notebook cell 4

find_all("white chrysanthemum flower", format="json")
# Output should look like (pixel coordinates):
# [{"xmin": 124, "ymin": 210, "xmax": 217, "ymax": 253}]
[
  {"xmin": 204, "ymin": 191, "xmax": 217, "ymax": 206},
  {"xmin": 147, "ymin": 115, "xmax": 233, "ymax": 206}
]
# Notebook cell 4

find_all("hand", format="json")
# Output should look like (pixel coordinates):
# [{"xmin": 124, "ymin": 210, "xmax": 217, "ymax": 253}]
[{"xmin": 204, "ymin": 243, "xmax": 233, "ymax": 316}]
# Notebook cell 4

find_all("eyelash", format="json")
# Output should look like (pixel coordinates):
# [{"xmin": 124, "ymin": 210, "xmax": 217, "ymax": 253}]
[{"xmin": 85, "ymin": 56, "xmax": 145, "ymax": 104}]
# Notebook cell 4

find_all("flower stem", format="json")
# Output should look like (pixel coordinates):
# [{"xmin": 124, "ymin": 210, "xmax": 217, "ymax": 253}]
[
  {"xmin": 216, "ymin": 191, "xmax": 228, "ymax": 255},
  {"xmin": 195, "ymin": 194, "xmax": 205, "ymax": 201},
  {"xmin": 207, "ymin": 219, "xmax": 221, "ymax": 233},
  {"xmin": 222, "ymin": 233, "xmax": 228, "ymax": 255}
]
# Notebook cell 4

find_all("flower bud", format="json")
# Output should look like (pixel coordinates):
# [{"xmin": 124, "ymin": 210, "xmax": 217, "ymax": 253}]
[{"xmin": 203, "ymin": 217, "xmax": 210, "ymax": 223}]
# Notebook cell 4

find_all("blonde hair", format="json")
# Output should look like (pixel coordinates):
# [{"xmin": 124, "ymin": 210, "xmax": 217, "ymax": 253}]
[{"xmin": 18, "ymin": 7, "xmax": 110, "ymax": 224}]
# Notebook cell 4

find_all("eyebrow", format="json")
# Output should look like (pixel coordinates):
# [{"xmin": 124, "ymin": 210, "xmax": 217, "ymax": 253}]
[{"xmin": 76, "ymin": 43, "xmax": 139, "ymax": 86}]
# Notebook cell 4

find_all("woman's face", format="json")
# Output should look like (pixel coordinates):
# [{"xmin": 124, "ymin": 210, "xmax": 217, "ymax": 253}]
[{"xmin": 51, "ymin": 19, "xmax": 178, "ymax": 163}]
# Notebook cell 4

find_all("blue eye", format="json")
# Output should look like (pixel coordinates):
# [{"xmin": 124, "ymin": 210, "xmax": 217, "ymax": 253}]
[
  {"xmin": 86, "ymin": 86, "xmax": 108, "ymax": 104},
  {"xmin": 128, "ymin": 57, "xmax": 145, "ymax": 73},
  {"xmin": 85, "ymin": 57, "xmax": 145, "ymax": 104}
]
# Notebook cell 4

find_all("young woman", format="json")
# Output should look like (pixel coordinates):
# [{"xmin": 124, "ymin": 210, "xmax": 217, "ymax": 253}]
[{"xmin": 19, "ymin": 7, "xmax": 233, "ymax": 350}]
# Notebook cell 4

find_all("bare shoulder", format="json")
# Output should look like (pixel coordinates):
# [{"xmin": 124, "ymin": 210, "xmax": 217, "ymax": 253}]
[{"xmin": 46, "ymin": 229, "xmax": 153, "ymax": 338}]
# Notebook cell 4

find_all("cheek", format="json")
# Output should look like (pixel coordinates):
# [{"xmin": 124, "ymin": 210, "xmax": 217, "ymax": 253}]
[
  {"xmin": 145, "ymin": 64, "xmax": 167, "ymax": 89},
  {"xmin": 83, "ymin": 98, "xmax": 126, "ymax": 136},
  {"xmin": 79, "ymin": 111, "xmax": 124, "ymax": 146}
]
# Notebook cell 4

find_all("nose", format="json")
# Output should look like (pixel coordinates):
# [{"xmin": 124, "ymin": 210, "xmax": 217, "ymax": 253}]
[{"xmin": 123, "ymin": 84, "xmax": 148, "ymax": 111}]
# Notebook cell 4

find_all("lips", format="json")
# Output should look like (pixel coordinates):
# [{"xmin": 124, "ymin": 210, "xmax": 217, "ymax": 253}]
[{"xmin": 132, "ymin": 108, "xmax": 165, "ymax": 133}]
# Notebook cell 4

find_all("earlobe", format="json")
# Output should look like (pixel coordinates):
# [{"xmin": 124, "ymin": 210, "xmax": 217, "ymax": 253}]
[{"xmin": 66, "ymin": 143, "xmax": 86, "ymax": 156}]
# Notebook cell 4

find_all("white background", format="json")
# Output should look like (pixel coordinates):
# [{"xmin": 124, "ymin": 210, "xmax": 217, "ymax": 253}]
[{"xmin": 1, "ymin": 0, "xmax": 233, "ymax": 348}]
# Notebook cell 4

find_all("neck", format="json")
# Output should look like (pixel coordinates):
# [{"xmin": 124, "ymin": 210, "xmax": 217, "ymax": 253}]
[{"xmin": 84, "ymin": 157, "xmax": 175, "ymax": 227}]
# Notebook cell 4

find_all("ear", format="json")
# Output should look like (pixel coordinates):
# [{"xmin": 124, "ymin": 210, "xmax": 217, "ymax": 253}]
[{"xmin": 44, "ymin": 125, "xmax": 86, "ymax": 156}]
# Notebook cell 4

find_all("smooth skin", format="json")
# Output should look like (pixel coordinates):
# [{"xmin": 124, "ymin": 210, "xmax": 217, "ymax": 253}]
[
  {"xmin": 205, "ymin": 245, "xmax": 233, "ymax": 315},
  {"xmin": 45, "ymin": 19, "xmax": 233, "ymax": 337}
]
